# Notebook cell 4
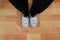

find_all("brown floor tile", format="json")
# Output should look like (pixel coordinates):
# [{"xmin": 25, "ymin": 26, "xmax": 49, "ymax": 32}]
[
  {"xmin": 0, "ymin": 34, "xmax": 27, "ymax": 40},
  {"xmin": 27, "ymin": 33, "xmax": 41, "ymax": 40}
]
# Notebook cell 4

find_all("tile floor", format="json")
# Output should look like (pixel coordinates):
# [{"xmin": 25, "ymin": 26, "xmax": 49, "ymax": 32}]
[{"xmin": 0, "ymin": 0, "xmax": 60, "ymax": 40}]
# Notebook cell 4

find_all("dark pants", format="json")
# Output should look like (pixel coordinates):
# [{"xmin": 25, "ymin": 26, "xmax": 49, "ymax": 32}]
[{"xmin": 9, "ymin": 0, "xmax": 53, "ymax": 17}]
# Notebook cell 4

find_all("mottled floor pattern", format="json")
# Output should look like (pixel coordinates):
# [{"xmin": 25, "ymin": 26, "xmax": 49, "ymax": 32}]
[{"xmin": 0, "ymin": 0, "xmax": 60, "ymax": 40}]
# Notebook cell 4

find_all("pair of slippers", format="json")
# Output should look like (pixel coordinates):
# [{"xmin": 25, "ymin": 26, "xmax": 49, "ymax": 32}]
[{"xmin": 22, "ymin": 16, "xmax": 38, "ymax": 28}]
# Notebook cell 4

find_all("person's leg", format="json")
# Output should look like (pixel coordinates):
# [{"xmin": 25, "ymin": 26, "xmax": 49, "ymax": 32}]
[
  {"xmin": 29, "ymin": 0, "xmax": 54, "ymax": 27},
  {"xmin": 9, "ymin": 0, "xmax": 29, "ymax": 17},
  {"xmin": 9, "ymin": 0, "xmax": 29, "ymax": 28},
  {"xmin": 30, "ymin": 0, "xmax": 54, "ymax": 17}
]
